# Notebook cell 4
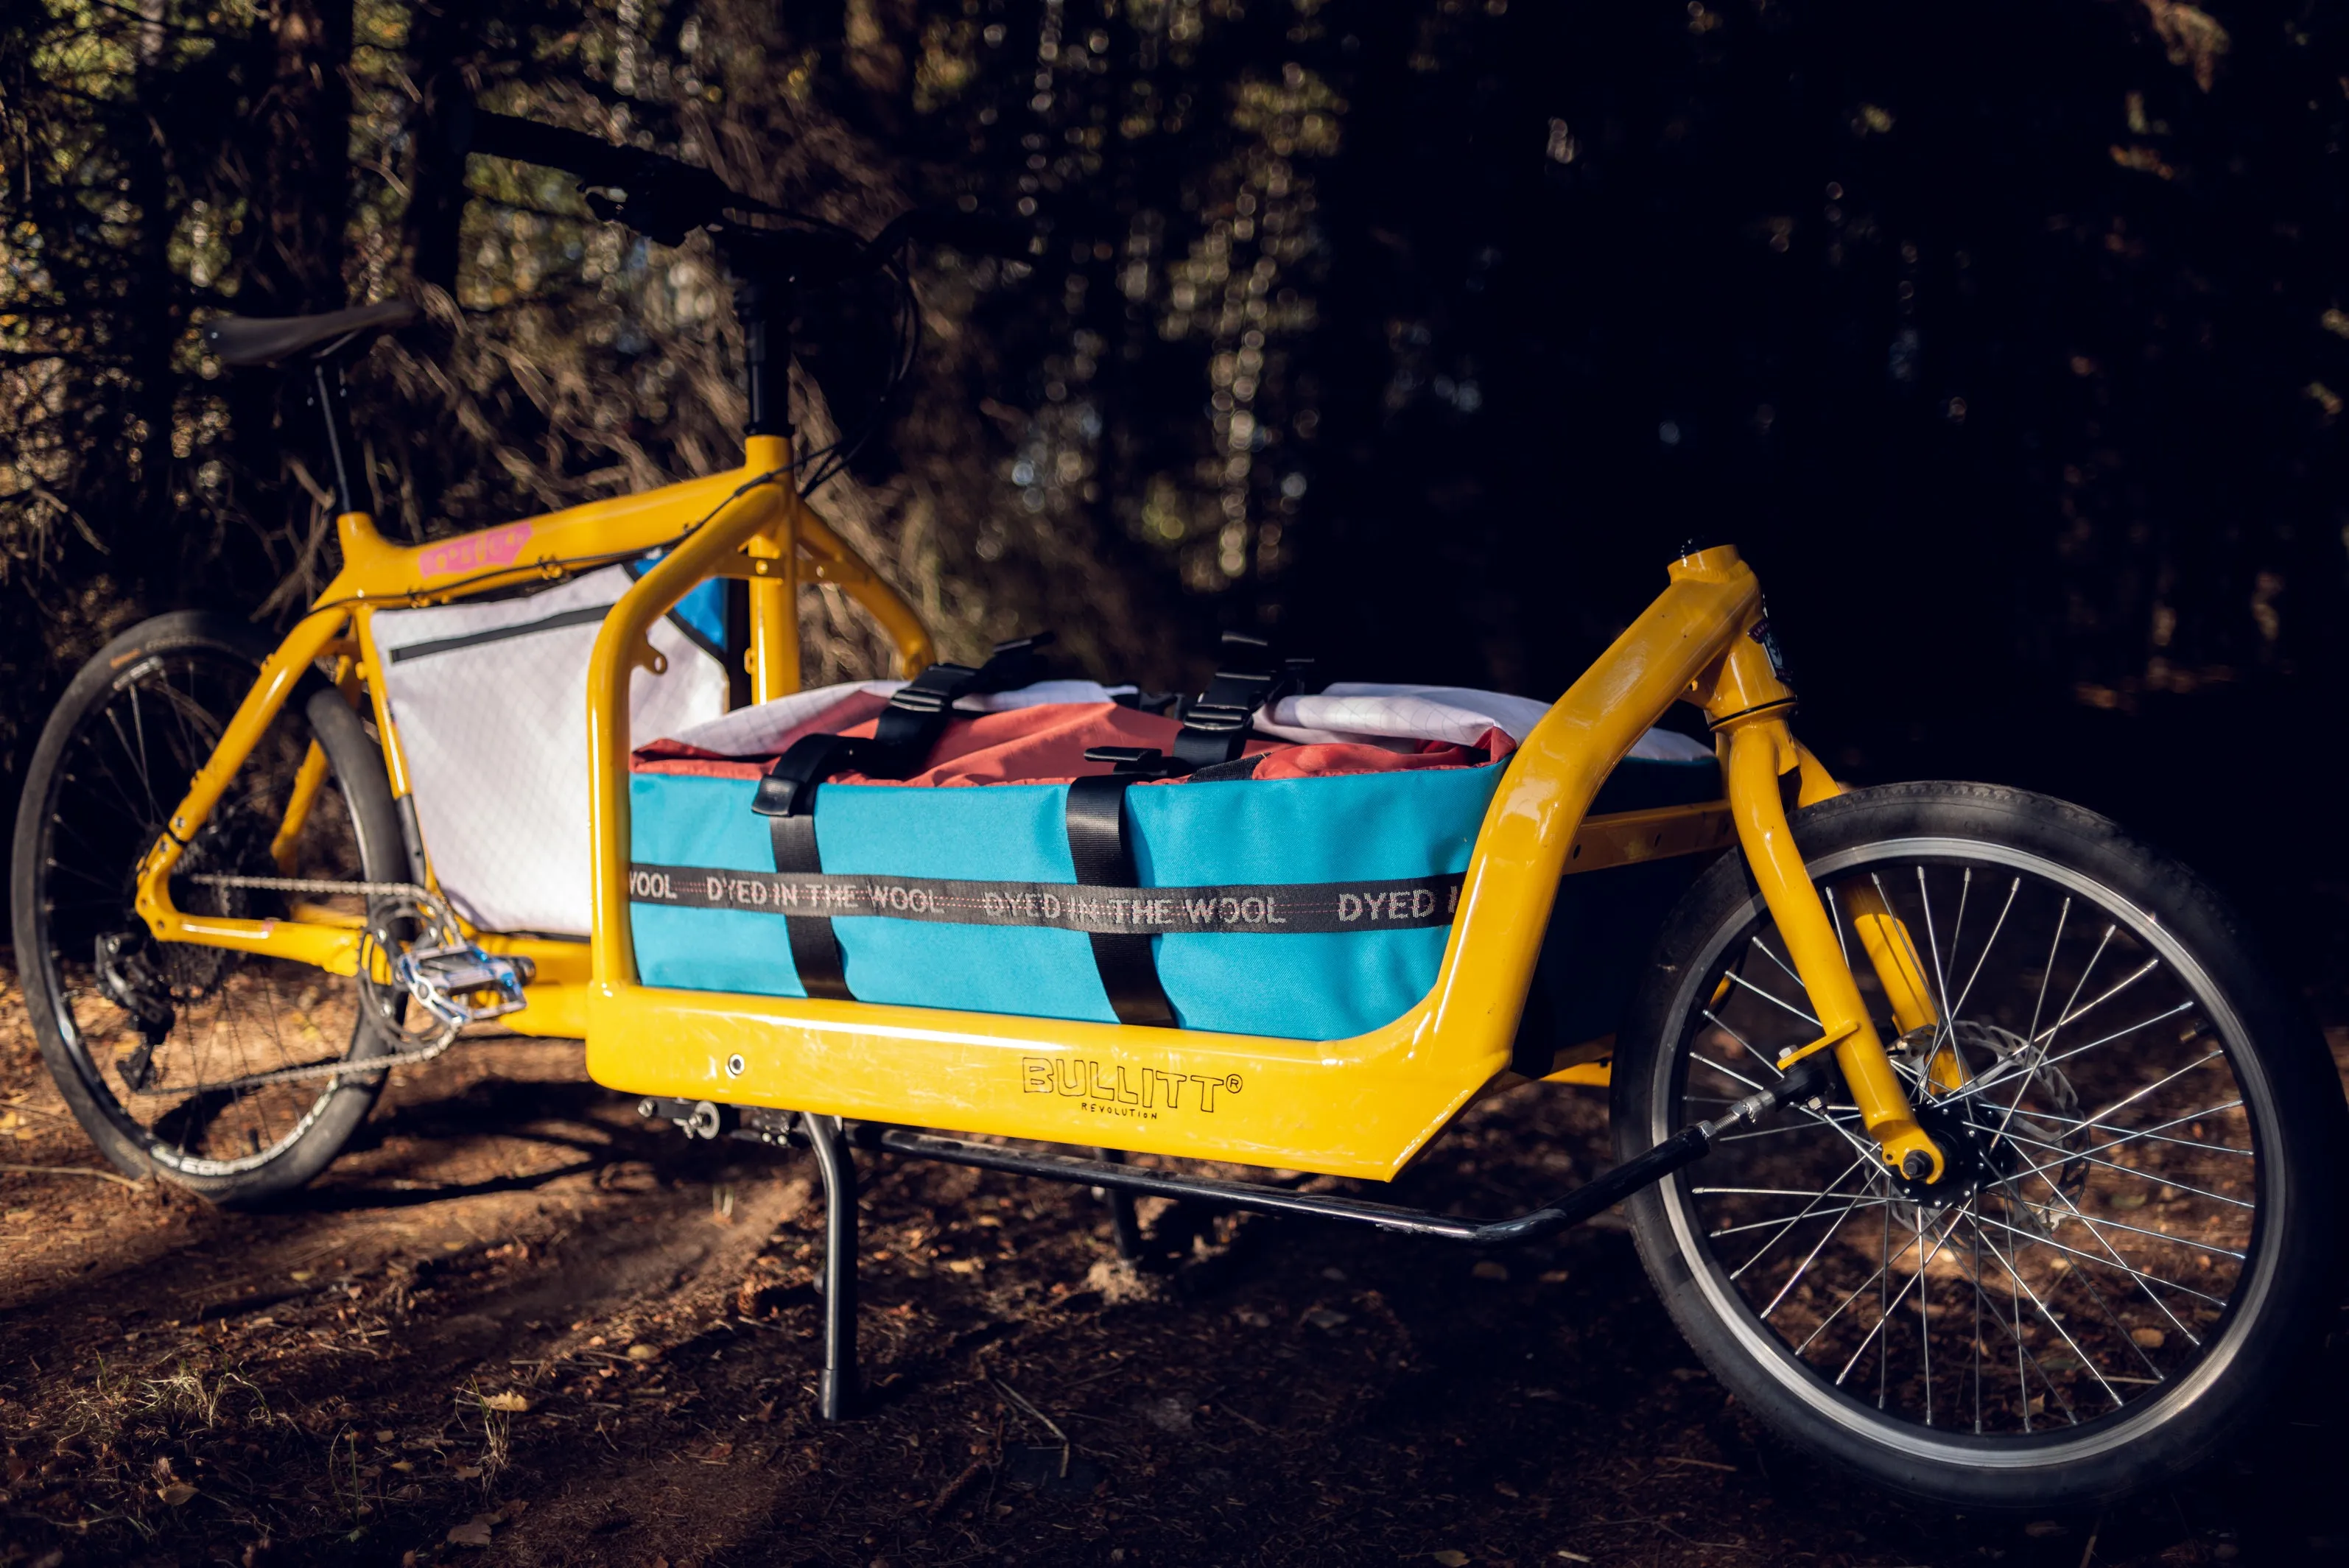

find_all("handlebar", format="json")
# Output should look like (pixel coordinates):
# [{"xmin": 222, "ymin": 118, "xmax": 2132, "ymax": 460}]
[{"xmin": 450, "ymin": 105, "xmax": 1033, "ymax": 271}]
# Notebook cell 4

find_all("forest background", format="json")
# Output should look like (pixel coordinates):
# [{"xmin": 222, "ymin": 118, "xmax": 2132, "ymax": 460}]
[{"xmin": 2, "ymin": 0, "xmax": 2345, "ymax": 1002}]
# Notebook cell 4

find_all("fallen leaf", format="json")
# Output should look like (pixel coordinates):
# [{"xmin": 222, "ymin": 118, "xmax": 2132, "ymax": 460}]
[
  {"xmin": 446, "ymin": 1521, "xmax": 494, "ymax": 1547},
  {"xmin": 158, "ymin": 1482, "xmax": 198, "ymax": 1505},
  {"xmin": 289, "ymin": 1270, "xmax": 314, "ymax": 1282},
  {"xmin": 1139, "ymin": 1395, "xmax": 1193, "ymax": 1435},
  {"xmin": 2022, "ymin": 1520, "xmax": 2068, "ymax": 1539},
  {"xmin": 1493, "ymin": 1480, "xmax": 1520, "ymax": 1498},
  {"xmin": 1470, "ymin": 1260, "xmax": 1510, "ymax": 1282},
  {"xmin": 1537, "ymin": 1269, "xmax": 1570, "ymax": 1284},
  {"xmin": 2131, "ymin": 1326, "xmax": 2166, "ymax": 1350},
  {"xmin": 1433, "ymin": 1553, "xmax": 1470, "ymax": 1567},
  {"xmin": 1302, "ymin": 1307, "xmax": 1350, "ymax": 1331},
  {"xmin": 482, "ymin": 1391, "xmax": 530, "ymax": 1413},
  {"xmin": 452, "ymin": 1464, "xmax": 484, "ymax": 1480},
  {"xmin": 625, "ymin": 1343, "xmax": 662, "ymax": 1363}
]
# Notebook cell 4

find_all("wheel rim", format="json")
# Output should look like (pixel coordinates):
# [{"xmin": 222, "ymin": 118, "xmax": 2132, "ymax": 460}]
[
  {"xmin": 29, "ymin": 647, "xmax": 382, "ymax": 1178},
  {"xmin": 1648, "ymin": 837, "xmax": 2275, "ymax": 1462}
]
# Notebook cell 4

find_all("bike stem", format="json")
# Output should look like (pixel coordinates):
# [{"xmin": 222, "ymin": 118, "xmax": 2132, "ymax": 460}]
[{"xmin": 1680, "ymin": 548, "xmax": 1946, "ymax": 1184}]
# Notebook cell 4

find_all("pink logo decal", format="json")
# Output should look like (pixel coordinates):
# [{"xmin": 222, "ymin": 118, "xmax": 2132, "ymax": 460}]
[{"xmin": 418, "ymin": 522, "xmax": 533, "ymax": 580}]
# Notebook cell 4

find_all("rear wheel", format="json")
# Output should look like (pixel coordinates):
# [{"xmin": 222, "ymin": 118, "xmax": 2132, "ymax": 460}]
[
  {"xmin": 1613, "ymin": 781, "xmax": 2344, "ymax": 1510},
  {"xmin": 10, "ymin": 613, "xmax": 408, "ymax": 1204}
]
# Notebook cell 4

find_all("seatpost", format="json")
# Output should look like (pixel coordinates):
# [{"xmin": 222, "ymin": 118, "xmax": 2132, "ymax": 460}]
[
  {"xmin": 737, "ymin": 275, "xmax": 793, "ymax": 440},
  {"xmin": 306, "ymin": 359, "xmax": 362, "ymax": 517}
]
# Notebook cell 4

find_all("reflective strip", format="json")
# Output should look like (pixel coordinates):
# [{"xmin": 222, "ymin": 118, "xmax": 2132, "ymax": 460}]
[
  {"xmin": 385, "ymin": 604, "xmax": 611, "ymax": 663},
  {"xmin": 626, "ymin": 863, "xmax": 1463, "ymax": 935}
]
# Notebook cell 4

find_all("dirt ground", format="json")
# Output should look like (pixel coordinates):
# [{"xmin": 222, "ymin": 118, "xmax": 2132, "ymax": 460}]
[{"xmin": 4, "ymin": 971, "xmax": 2348, "ymax": 1568}]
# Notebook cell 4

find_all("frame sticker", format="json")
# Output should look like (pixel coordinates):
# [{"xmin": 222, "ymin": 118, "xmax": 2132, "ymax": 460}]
[{"xmin": 418, "ymin": 522, "xmax": 534, "ymax": 580}]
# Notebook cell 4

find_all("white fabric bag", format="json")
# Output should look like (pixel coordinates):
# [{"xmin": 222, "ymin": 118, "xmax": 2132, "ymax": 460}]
[
  {"xmin": 658, "ymin": 676, "xmax": 1137, "ymax": 758},
  {"xmin": 373, "ymin": 566, "xmax": 728, "ymax": 935},
  {"xmin": 1260, "ymin": 682, "xmax": 1717, "ymax": 762}
]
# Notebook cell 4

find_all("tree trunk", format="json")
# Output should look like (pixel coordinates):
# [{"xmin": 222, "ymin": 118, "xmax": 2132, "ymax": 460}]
[
  {"xmin": 221, "ymin": 0, "xmax": 357, "ymax": 609},
  {"xmin": 398, "ymin": 1, "xmax": 475, "ymax": 296}
]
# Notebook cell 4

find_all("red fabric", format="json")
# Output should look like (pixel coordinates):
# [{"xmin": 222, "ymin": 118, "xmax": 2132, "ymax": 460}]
[
  {"xmin": 631, "ymin": 701, "xmax": 1508, "ymax": 784},
  {"xmin": 1251, "ymin": 735, "xmax": 1500, "ymax": 780},
  {"xmin": 633, "ymin": 689, "xmax": 895, "ymax": 773}
]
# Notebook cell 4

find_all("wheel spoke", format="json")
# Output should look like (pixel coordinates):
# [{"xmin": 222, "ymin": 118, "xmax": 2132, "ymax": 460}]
[
  {"xmin": 1698, "ymin": 1010, "xmax": 1788, "ymax": 1080},
  {"xmin": 1718, "ymin": 968, "xmax": 1820, "ymax": 1030},
  {"xmin": 1995, "ymin": 1126, "xmax": 2251, "ymax": 1210},
  {"xmin": 1916, "ymin": 1201, "xmax": 1934, "ymax": 1427},
  {"xmin": 1966, "ymin": 1002, "xmax": 2202, "ymax": 1121},
  {"xmin": 1754, "ymin": 1185, "xmax": 1884, "ymax": 1319},
  {"xmin": 1968, "ymin": 1220, "xmax": 2130, "ymax": 1415},
  {"xmin": 1947, "ymin": 874, "xmax": 2021, "ymax": 1030},
  {"xmin": 1914, "ymin": 865, "xmax": 1961, "ymax": 1059},
  {"xmin": 2035, "ymin": 956, "xmax": 2163, "ymax": 1047},
  {"xmin": 1959, "ymin": 1206, "xmax": 2229, "ymax": 1306}
]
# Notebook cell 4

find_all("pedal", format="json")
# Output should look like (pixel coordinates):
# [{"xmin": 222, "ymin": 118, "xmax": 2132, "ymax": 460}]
[{"xmin": 393, "ymin": 943, "xmax": 533, "ymax": 1030}]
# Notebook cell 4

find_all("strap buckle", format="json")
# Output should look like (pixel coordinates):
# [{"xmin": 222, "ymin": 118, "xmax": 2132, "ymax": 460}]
[
  {"xmin": 1170, "ymin": 633, "xmax": 1315, "ymax": 768},
  {"xmin": 1082, "ymin": 745, "xmax": 1188, "ymax": 779}
]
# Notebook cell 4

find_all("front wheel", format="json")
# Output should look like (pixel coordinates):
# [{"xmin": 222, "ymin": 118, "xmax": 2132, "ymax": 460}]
[{"xmin": 1612, "ymin": 781, "xmax": 2345, "ymax": 1511}]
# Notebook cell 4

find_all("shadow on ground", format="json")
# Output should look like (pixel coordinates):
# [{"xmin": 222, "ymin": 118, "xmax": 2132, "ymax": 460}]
[{"xmin": 3, "ymin": 999, "xmax": 2345, "ymax": 1567}]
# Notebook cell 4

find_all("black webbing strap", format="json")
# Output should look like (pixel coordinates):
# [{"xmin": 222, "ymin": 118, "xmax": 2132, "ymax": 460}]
[
  {"xmin": 753, "ymin": 733, "xmax": 859, "ymax": 1000},
  {"xmin": 864, "ymin": 632, "xmax": 1053, "ymax": 777},
  {"xmin": 1170, "ymin": 632, "xmax": 1313, "ymax": 770},
  {"xmin": 744, "ymin": 631, "xmax": 1052, "ymax": 998},
  {"xmin": 1064, "ymin": 774, "xmax": 1178, "ymax": 1027}
]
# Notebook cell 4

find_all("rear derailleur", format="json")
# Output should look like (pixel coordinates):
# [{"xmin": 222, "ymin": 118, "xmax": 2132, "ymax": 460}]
[{"xmin": 94, "ymin": 929, "xmax": 175, "ymax": 1089}]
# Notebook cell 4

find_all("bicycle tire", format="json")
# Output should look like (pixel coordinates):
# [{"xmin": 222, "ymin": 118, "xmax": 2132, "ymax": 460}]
[
  {"xmin": 1612, "ymin": 781, "xmax": 2345, "ymax": 1510},
  {"xmin": 10, "ymin": 611, "xmax": 407, "ymax": 1205}
]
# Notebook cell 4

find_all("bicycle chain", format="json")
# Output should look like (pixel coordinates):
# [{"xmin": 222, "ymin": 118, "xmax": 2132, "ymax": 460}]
[
  {"xmin": 127, "ymin": 874, "xmax": 473, "ymax": 1095},
  {"xmin": 183, "ymin": 872, "xmax": 460, "ymax": 936}
]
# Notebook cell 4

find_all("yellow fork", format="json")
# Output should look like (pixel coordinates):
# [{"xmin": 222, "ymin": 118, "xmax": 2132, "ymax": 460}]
[{"xmin": 1691, "ymin": 594, "xmax": 1947, "ymax": 1182}]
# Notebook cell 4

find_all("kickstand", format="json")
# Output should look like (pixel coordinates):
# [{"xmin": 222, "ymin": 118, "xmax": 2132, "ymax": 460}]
[
  {"xmin": 804, "ymin": 1113, "xmax": 860, "ymax": 1419},
  {"xmin": 1098, "ymin": 1147, "xmax": 1145, "ymax": 1262}
]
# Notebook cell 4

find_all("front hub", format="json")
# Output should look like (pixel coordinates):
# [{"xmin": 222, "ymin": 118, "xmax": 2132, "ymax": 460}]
[{"xmin": 1890, "ymin": 1094, "xmax": 2021, "ymax": 1206}]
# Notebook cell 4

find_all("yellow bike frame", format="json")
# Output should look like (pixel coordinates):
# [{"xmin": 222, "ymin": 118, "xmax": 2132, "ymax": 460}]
[
  {"xmin": 130, "ymin": 429, "xmax": 1951, "ymax": 1186},
  {"xmin": 128, "ymin": 433, "xmax": 931, "ymax": 1041}
]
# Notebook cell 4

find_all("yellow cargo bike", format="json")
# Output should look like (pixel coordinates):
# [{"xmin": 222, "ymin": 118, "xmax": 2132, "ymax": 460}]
[{"xmin": 13, "ymin": 112, "xmax": 2340, "ymax": 1513}]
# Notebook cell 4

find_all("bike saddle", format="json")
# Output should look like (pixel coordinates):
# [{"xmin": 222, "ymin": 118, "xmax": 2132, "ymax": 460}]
[{"xmin": 202, "ymin": 299, "xmax": 418, "ymax": 368}]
